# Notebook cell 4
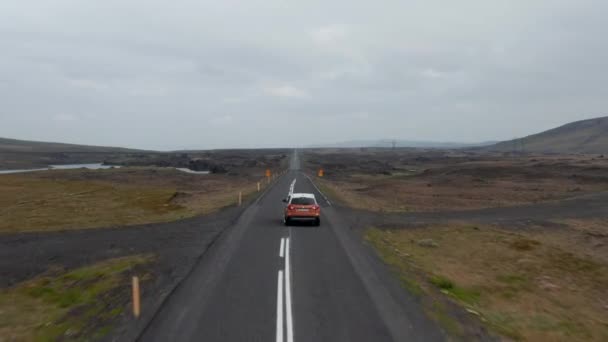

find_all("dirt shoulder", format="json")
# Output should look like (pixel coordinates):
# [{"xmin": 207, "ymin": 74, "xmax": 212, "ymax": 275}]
[
  {"xmin": 0, "ymin": 254, "xmax": 154, "ymax": 341},
  {"xmin": 0, "ymin": 204, "xmax": 245, "ymax": 340},
  {"xmin": 328, "ymin": 195, "xmax": 608, "ymax": 341}
]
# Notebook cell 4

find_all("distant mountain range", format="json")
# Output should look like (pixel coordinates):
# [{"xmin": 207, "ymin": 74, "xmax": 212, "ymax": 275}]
[
  {"xmin": 2, "ymin": 115, "xmax": 607, "ymax": 155},
  {"xmin": 309, "ymin": 140, "xmax": 497, "ymax": 149},
  {"xmin": 486, "ymin": 116, "xmax": 608, "ymax": 154}
]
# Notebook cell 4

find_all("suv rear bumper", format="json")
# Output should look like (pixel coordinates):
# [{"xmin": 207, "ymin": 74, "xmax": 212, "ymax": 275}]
[{"xmin": 286, "ymin": 216, "xmax": 319, "ymax": 221}]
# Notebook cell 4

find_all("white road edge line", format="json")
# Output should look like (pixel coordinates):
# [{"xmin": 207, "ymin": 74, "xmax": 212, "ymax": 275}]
[
  {"xmin": 285, "ymin": 238, "xmax": 294, "ymax": 342},
  {"xmin": 279, "ymin": 238, "xmax": 285, "ymax": 258},
  {"xmin": 304, "ymin": 174, "xmax": 331, "ymax": 206},
  {"xmin": 276, "ymin": 270, "xmax": 284, "ymax": 342}
]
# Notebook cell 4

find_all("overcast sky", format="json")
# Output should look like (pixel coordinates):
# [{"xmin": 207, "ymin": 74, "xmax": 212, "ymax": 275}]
[{"xmin": 1, "ymin": 0, "xmax": 607, "ymax": 150}]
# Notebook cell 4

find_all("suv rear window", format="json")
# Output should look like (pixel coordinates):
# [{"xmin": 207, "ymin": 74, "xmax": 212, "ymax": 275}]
[{"xmin": 291, "ymin": 197, "xmax": 315, "ymax": 205}]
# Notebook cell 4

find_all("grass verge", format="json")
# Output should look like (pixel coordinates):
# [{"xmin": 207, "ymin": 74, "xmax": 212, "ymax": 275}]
[
  {"xmin": 366, "ymin": 225, "xmax": 608, "ymax": 341},
  {"xmin": 0, "ymin": 254, "xmax": 154, "ymax": 341},
  {"xmin": 0, "ymin": 168, "xmax": 265, "ymax": 233},
  {"xmin": 314, "ymin": 176, "xmax": 407, "ymax": 212}
]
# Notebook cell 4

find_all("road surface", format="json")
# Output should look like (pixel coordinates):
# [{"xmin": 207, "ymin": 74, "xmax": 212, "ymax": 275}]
[{"xmin": 139, "ymin": 151, "xmax": 443, "ymax": 342}]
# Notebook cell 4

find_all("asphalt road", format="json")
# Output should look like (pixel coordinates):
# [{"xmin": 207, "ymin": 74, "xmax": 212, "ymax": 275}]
[{"xmin": 139, "ymin": 151, "xmax": 443, "ymax": 342}]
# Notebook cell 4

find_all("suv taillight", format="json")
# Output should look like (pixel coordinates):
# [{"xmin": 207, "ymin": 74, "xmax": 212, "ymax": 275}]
[
  {"xmin": 288, "ymin": 205, "xmax": 295, "ymax": 210},
  {"xmin": 312, "ymin": 205, "xmax": 320, "ymax": 211}
]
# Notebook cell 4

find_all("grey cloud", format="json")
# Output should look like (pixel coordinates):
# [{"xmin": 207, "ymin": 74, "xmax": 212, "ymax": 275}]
[{"xmin": 1, "ymin": 0, "xmax": 607, "ymax": 149}]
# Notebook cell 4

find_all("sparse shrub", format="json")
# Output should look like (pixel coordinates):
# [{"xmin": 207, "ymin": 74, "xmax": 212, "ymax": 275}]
[
  {"xmin": 509, "ymin": 238, "xmax": 540, "ymax": 251},
  {"xmin": 417, "ymin": 239, "xmax": 439, "ymax": 248},
  {"xmin": 430, "ymin": 275, "xmax": 454, "ymax": 290}
]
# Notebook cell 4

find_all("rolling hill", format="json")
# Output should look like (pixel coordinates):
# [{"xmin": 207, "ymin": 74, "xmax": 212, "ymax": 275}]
[
  {"xmin": 0, "ymin": 137, "xmax": 143, "ymax": 153},
  {"xmin": 0, "ymin": 137, "xmax": 150, "ymax": 169},
  {"xmin": 488, "ymin": 116, "xmax": 608, "ymax": 154}
]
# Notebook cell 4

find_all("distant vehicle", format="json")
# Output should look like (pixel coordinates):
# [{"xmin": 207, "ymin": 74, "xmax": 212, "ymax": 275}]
[{"xmin": 283, "ymin": 193, "xmax": 321, "ymax": 226}]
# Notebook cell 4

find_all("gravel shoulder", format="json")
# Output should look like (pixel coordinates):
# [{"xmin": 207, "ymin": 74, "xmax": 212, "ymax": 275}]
[
  {"xmin": 333, "ymin": 190, "xmax": 608, "ymax": 230},
  {"xmin": 0, "ymin": 204, "xmax": 246, "ymax": 340},
  {"xmin": 322, "ymin": 187, "xmax": 608, "ymax": 341}
]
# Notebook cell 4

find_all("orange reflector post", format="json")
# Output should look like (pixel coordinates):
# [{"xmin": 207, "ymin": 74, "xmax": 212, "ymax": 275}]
[{"xmin": 132, "ymin": 276, "xmax": 140, "ymax": 318}]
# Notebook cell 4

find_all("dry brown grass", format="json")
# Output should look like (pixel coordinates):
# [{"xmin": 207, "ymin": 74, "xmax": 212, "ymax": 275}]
[
  {"xmin": 315, "ymin": 170, "xmax": 608, "ymax": 212},
  {"xmin": 367, "ymin": 222, "xmax": 608, "ymax": 341},
  {"xmin": 530, "ymin": 219, "xmax": 608, "ymax": 264},
  {"xmin": 305, "ymin": 151, "xmax": 608, "ymax": 212},
  {"xmin": 0, "ymin": 168, "xmax": 266, "ymax": 234}
]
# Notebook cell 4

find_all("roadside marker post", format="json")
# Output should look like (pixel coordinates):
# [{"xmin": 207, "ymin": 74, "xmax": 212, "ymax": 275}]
[
  {"xmin": 132, "ymin": 276, "xmax": 141, "ymax": 318},
  {"xmin": 238, "ymin": 191, "xmax": 242, "ymax": 206},
  {"xmin": 257, "ymin": 182, "xmax": 261, "ymax": 192}
]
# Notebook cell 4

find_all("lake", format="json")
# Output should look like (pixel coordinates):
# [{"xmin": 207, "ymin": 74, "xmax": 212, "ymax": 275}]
[{"xmin": 0, "ymin": 164, "xmax": 210, "ymax": 175}]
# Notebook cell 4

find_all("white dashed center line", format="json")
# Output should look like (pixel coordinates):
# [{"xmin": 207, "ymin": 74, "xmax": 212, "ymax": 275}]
[
  {"xmin": 276, "ymin": 270, "xmax": 284, "ymax": 342},
  {"xmin": 285, "ymin": 238, "xmax": 294, "ymax": 342},
  {"xmin": 276, "ymin": 237, "xmax": 294, "ymax": 342}
]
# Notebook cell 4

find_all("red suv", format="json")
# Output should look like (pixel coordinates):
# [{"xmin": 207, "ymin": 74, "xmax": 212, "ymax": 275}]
[{"xmin": 283, "ymin": 193, "xmax": 321, "ymax": 226}]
